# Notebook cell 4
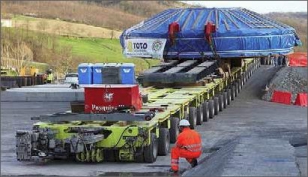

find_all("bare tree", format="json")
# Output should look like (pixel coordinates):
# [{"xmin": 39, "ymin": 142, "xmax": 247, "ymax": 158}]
[{"xmin": 36, "ymin": 20, "xmax": 49, "ymax": 32}]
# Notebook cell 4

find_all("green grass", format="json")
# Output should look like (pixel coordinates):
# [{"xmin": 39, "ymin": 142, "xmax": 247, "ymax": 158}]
[
  {"xmin": 12, "ymin": 15, "xmax": 38, "ymax": 21},
  {"xmin": 2, "ymin": 25, "xmax": 159, "ymax": 74},
  {"xmin": 58, "ymin": 37, "xmax": 159, "ymax": 73}
]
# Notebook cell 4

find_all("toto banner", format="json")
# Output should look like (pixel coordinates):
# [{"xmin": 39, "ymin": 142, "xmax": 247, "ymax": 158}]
[{"xmin": 123, "ymin": 38, "xmax": 167, "ymax": 59}]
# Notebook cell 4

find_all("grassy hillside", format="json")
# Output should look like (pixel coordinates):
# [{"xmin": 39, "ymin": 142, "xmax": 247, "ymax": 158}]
[
  {"xmin": 57, "ymin": 37, "xmax": 159, "ymax": 73},
  {"xmin": 2, "ymin": 1, "xmax": 193, "ymax": 30},
  {"xmin": 13, "ymin": 15, "xmax": 122, "ymax": 39},
  {"xmin": 266, "ymin": 12, "xmax": 307, "ymax": 52},
  {"xmin": 1, "ymin": 27, "xmax": 159, "ymax": 75}
]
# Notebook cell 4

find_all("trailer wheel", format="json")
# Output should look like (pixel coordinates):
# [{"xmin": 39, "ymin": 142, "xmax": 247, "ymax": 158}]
[
  {"xmin": 158, "ymin": 128, "xmax": 170, "ymax": 156},
  {"xmin": 202, "ymin": 101, "xmax": 209, "ymax": 122},
  {"xmin": 214, "ymin": 97, "xmax": 219, "ymax": 115},
  {"xmin": 234, "ymin": 83, "xmax": 239, "ymax": 97},
  {"xmin": 189, "ymin": 107, "xmax": 197, "ymax": 129},
  {"xmin": 208, "ymin": 100, "xmax": 215, "ymax": 118},
  {"xmin": 227, "ymin": 89, "xmax": 231, "ymax": 105},
  {"xmin": 169, "ymin": 117, "xmax": 179, "ymax": 143},
  {"xmin": 246, "ymin": 73, "xmax": 249, "ymax": 82},
  {"xmin": 239, "ymin": 77, "xmax": 243, "ymax": 87},
  {"xmin": 218, "ymin": 94, "xmax": 224, "ymax": 111},
  {"xmin": 231, "ymin": 85, "xmax": 236, "ymax": 100},
  {"xmin": 237, "ymin": 79, "xmax": 242, "ymax": 91},
  {"xmin": 144, "ymin": 133, "xmax": 158, "ymax": 163},
  {"xmin": 223, "ymin": 92, "xmax": 228, "ymax": 108},
  {"xmin": 196, "ymin": 105, "xmax": 203, "ymax": 125}
]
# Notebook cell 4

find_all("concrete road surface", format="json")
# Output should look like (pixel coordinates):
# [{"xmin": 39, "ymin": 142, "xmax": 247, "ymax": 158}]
[{"xmin": 1, "ymin": 66, "xmax": 306, "ymax": 176}]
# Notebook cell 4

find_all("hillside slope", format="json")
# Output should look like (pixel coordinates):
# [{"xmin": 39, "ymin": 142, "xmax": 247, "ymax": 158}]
[{"xmin": 1, "ymin": 1, "xmax": 193, "ymax": 30}]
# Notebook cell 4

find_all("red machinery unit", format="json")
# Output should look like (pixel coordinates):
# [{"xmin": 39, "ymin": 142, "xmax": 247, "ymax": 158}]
[
  {"xmin": 84, "ymin": 85, "xmax": 142, "ymax": 113},
  {"xmin": 168, "ymin": 22, "xmax": 180, "ymax": 45},
  {"xmin": 204, "ymin": 22, "xmax": 216, "ymax": 42}
]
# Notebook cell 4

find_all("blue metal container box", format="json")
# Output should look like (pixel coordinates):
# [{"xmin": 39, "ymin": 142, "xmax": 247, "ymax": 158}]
[
  {"xmin": 120, "ymin": 63, "xmax": 135, "ymax": 84},
  {"xmin": 78, "ymin": 63, "xmax": 93, "ymax": 84},
  {"xmin": 93, "ymin": 63, "xmax": 105, "ymax": 84}
]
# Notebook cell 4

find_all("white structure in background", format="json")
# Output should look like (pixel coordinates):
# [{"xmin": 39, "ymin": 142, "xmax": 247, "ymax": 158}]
[{"xmin": 1, "ymin": 19, "xmax": 13, "ymax": 27}]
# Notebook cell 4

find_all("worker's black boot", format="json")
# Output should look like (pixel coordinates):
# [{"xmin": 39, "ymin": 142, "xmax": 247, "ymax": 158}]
[{"xmin": 190, "ymin": 159, "xmax": 198, "ymax": 168}]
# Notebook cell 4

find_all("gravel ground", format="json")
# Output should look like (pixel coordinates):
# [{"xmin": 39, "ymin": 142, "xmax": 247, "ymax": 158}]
[{"xmin": 262, "ymin": 66, "xmax": 307, "ymax": 103}]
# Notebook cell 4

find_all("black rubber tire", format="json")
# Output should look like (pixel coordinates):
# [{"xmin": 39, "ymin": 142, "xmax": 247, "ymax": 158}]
[
  {"xmin": 231, "ymin": 85, "xmax": 236, "ymax": 100},
  {"xmin": 158, "ymin": 128, "xmax": 170, "ymax": 156},
  {"xmin": 218, "ymin": 94, "xmax": 224, "ymax": 111},
  {"xmin": 260, "ymin": 57, "xmax": 264, "ymax": 65},
  {"xmin": 245, "ymin": 73, "xmax": 248, "ymax": 82},
  {"xmin": 237, "ymin": 79, "xmax": 242, "ymax": 91},
  {"xmin": 202, "ymin": 101, "xmax": 209, "ymax": 122},
  {"xmin": 189, "ymin": 107, "xmax": 197, "ymax": 129},
  {"xmin": 235, "ymin": 83, "xmax": 239, "ymax": 97},
  {"xmin": 227, "ymin": 89, "xmax": 231, "ymax": 105},
  {"xmin": 208, "ymin": 100, "xmax": 215, "ymax": 118},
  {"xmin": 223, "ymin": 92, "xmax": 228, "ymax": 108},
  {"xmin": 169, "ymin": 117, "xmax": 179, "ymax": 143},
  {"xmin": 196, "ymin": 105, "xmax": 203, "ymax": 125},
  {"xmin": 214, "ymin": 97, "xmax": 219, "ymax": 115},
  {"xmin": 144, "ymin": 133, "xmax": 158, "ymax": 163}
]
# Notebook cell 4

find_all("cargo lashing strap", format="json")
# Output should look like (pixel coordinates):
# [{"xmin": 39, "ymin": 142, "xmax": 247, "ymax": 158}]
[{"xmin": 205, "ymin": 22, "xmax": 222, "ymax": 67}]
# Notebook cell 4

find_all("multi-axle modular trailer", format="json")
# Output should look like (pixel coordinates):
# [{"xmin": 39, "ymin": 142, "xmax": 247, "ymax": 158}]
[
  {"xmin": 16, "ymin": 5, "xmax": 300, "ymax": 164},
  {"xmin": 16, "ymin": 58, "xmax": 259, "ymax": 163}
]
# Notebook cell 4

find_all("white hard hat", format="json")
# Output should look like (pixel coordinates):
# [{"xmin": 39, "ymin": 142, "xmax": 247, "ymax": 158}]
[{"xmin": 179, "ymin": 119, "xmax": 190, "ymax": 126}]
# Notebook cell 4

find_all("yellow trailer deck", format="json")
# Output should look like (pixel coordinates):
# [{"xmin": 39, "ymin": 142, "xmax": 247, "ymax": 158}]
[{"xmin": 16, "ymin": 58, "xmax": 260, "ymax": 163}]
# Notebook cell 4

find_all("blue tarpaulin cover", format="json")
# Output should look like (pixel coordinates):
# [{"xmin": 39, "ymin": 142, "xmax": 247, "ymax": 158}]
[{"xmin": 120, "ymin": 8, "xmax": 301, "ymax": 59}]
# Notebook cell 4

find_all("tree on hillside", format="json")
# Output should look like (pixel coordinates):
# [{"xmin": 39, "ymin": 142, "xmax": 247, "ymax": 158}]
[{"xmin": 1, "ymin": 28, "xmax": 33, "ymax": 73}]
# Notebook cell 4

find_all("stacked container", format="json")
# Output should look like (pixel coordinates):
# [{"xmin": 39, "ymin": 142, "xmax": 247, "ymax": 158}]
[
  {"xmin": 102, "ymin": 63, "xmax": 121, "ymax": 84},
  {"xmin": 120, "ymin": 63, "xmax": 135, "ymax": 84},
  {"xmin": 93, "ymin": 63, "xmax": 105, "ymax": 84},
  {"xmin": 78, "ymin": 63, "xmax": 93, "ymax": 84},
  {"xmin": 77, "ymin": 62, "xmax": 136, "ymax": 85}
]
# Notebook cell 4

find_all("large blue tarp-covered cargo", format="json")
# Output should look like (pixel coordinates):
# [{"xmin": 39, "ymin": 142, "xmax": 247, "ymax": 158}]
[{"xmin": 120, "ymin": 8, "xmax": 301, "ymax": 59}]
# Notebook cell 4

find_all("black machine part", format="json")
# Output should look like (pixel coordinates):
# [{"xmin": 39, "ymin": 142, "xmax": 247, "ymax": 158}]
[{"xmin": 138, "ymin": 59, "xmax": 218, "ymax": 85}]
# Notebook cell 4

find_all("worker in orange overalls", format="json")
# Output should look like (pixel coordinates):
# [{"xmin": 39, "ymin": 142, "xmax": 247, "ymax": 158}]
[{"xmin": 170, "ymin": 119, "xmax": 202, "ymax": 173}]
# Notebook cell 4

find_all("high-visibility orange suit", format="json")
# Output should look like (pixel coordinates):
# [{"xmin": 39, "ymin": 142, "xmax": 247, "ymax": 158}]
[{"xmin": 171, "ymin": 127, "xmax": 202, "ymax": 172}]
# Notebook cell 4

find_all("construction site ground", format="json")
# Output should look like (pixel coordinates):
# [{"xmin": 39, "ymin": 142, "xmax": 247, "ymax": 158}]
[{"xmin": 1, "ymin": 65, "xmax": 307, "ymax": 176}]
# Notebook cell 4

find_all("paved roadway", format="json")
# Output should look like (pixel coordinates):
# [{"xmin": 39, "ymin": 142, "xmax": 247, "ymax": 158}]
[{"xmin": 1, "ymin": 66, "xmax": 307, "ymax": 176}]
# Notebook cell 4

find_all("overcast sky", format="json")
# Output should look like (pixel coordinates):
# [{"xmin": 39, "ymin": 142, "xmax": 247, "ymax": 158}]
[{"xmin": 182, "ymin": 1, "xmax": 307, "ymax": 14}]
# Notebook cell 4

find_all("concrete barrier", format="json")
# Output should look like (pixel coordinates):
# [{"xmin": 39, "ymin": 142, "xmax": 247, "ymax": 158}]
[{"xmin": 1, "ymin": 86, "xmax": 84, "ymax": 102}]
